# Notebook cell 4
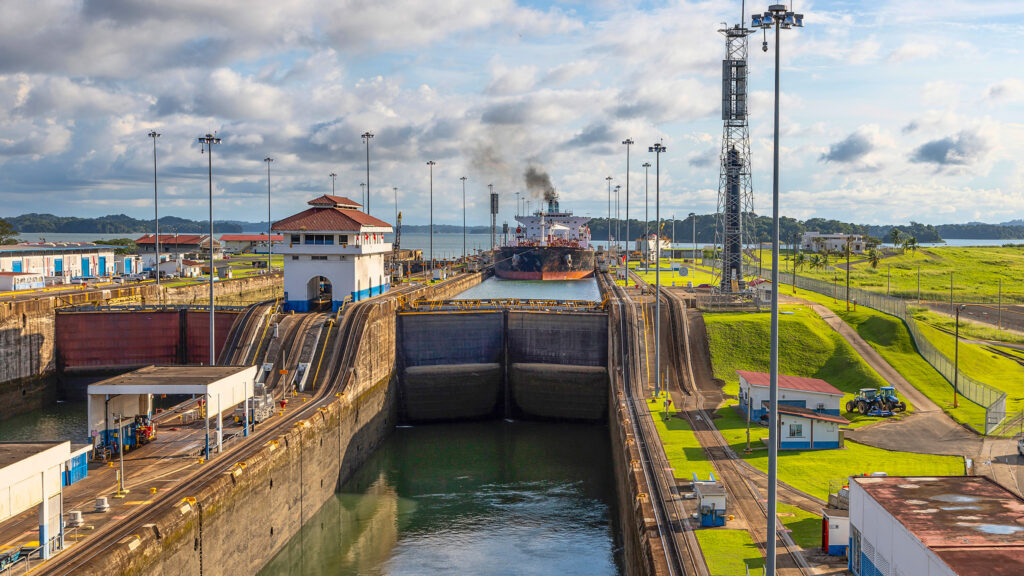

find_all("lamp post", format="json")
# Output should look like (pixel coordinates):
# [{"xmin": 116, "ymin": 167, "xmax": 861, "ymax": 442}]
[
  {"xmin": 393, "ymin": 186, "xmax": 399, "ymax": 224},
  {"xmin": 623, "ymin": 138, "xmax": 634, "ymax": 287},
  {"xmin": 264, "ymin": 157, "xmax": 274, "ymax": 273},
  {"xmin": 361, "ymin": 131, "xmax": 374, "ymax": 215},
  {"xmin": 198, "ymin": 133, "xmax": 222, "ymax": 366},
  {"xmin": 649, "ymin": 142, "xmax": 666, "ymax": 398},
  {"xmin": 360, "ymin": 182, "xmax": 365, "ymax": 207},
  {"xmin": 330, "ymin": 172, "xmax": 337, "ymax": 194},
  {"xmin": 515, "ymin": 191, "xmax": 521, "ymax": 218},
  {"xmin": 427, "ymin": 161, "xmax": 436, "ymax": 276},
  {"xmin": 690, "ymin": 213, "xmax": 697, "ymax": 263},
  {"xmin": 461, "ymin": 176, "xmax": 468, "ymax": 261},
  {"xmin": 605, "ymin": 176, "xmax": 613, "ymax": 252},
  {"xmin": 147, "ymin": 131, "xmax": 161, "ymax": 299},
  {"xmin": 615, "ymin": 185, "xmax": 621, "ymax": 254},
  {"xmin": 752, "ymin": 6, "xmax": 803, "ymax": 575},
  {"xmin": 954, "ymin": 304, "xmax": 966, "ymax": 408},
  {"xmin": 643, "ymin": 162, "xmax": 652, "ymax": 246}
]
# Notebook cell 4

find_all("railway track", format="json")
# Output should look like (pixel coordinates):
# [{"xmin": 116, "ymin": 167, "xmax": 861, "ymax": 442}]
[
  {"xmin": 598, "ymin": 272, "xmax": 707, "ymax": 576},
  {"xmin": 218, "ymin": 300, "xmax": 276, "ymax": 365}
]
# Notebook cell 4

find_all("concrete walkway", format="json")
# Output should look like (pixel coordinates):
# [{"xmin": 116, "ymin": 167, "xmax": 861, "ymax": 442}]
[{"xmin": 802, "ymin": 301, "xmax": 983, "ymax": 458}]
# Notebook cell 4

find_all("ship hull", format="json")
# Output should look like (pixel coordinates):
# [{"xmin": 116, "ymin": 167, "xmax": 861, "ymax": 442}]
[{"xmin": 494, "ymin": 246, "xmax": 595, "ymax": 281}]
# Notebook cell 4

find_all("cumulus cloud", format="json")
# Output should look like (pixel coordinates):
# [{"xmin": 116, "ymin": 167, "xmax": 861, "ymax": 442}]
[
  {"xmin": 688, "ymin": 148, "xmax": 717, "ymax": 168},
  {"xmin": 910, "ymin": 130, "xmax": 990, "ymax": 166},
  {"xmin": 888, "ymin": 41, "xmax": 940, "ymax": 62},
  {"xmin": 985, "ymin": 78, "xmax": 1024, "ymax": 103}
]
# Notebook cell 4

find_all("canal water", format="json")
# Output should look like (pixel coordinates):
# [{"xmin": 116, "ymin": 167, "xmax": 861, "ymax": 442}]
[
  {"xmin": 258, "ymin": 421, "xmax": 622, "ymax": 576},
  {"xmin": 455, "ymin": 276, "xmax": 601, "ymax": 301},
  {"xmin": 0, "ymin": 400, "xmax": 86, "ymax": 443}
]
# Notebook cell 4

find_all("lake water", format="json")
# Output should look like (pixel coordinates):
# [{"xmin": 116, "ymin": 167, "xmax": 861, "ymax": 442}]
[{"xmin": 258, "ymin": 421, "xmax": 622, "ymax": 576}]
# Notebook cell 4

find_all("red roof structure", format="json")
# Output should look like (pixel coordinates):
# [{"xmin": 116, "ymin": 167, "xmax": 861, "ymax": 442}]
[
  {"xmin": 760, "ymin": 401, "xmax": 849, "ymax": 424},
  {"xmin": 135, "ymin": 234, "xmax": 208, "ymax": 245},
  {"xmin": 737, "ymin": 370, "xmax": 843, "ymax": 396},
  {"xmin": 307, "ymin": 195, "xmax": 362, "ymax": 208},
  {"xmin": 219, "ymin": 234, "xmax": 284, "ymax": 242},
  {"xmin": 272, "ymin": 196, "xmax": 392, "ymax": 232}
]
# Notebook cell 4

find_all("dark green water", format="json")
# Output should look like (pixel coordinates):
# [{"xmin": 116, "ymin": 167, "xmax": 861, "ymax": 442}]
[
  {"xmin": 0, "ymin": 400, "xmax": 87, "ymax": 442},
  {"xmin": 259, "ymin": 421, "xmax": 622, "ymax": 576}
]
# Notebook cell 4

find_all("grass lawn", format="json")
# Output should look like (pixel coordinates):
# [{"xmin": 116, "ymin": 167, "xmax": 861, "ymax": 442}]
[
  {"xmin": 792, "ymin": 288, "xmax": 988, "ymax": 432},
  {"xmin": 911, "ymin": 316, "xmax": 1024, "ymax": 417},
  {"xmin": 778, "ymin": 503, "xmax": 821, "ymax": 550},
  {"xmin": 759, "ymin": 246, "xmax": 1024, "ymax": 302},
  {"xmin": 695, "ymin": 529, "xmax": 764, "ymax": 576},
  {"xmin": 713, "ymin": 402, "xmax": 965, "ymax": 500},
  {"xmin": 646, "ymin": 397, "xmax": 716, "ymax": 481},
  {"xmin": 909, "ymin": 306, "xmax": 1024, "ymax": 345},
  {"xmin": 704, "ymin": 304, "xmax": 910, "ymax": 427}
]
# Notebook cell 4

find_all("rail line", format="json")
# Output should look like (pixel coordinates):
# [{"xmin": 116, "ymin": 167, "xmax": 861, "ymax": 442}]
[
  {"xmin": 630, "ymin": 269, "xmax": 816, "ymax": 575},
  {"xmin": 598, "ymin": 272, "xmax": 707, "ymax": 576}
]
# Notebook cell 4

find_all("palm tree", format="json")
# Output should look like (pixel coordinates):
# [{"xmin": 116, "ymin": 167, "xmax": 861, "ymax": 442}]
[
  {"xmin": 821, "ymin": 248, "xmax": 831, "ymax": 268},
  {"xmin": 889, "ymin": 228, "xmax": 902, "ymax": 249},
  {"xmin": 907, "ymin": 236, "xmax": 918, "ymax": 254},
  {"xmin": 794, "ymin": 252, "xmax": 807, "ymax": 272},
  {"xmin": 810, "ymin": 254, "xmax": 823, "ymax": 270},
  {"xmin": 867, "ymin": 249, "xmax": 881, "ymax": 269}
]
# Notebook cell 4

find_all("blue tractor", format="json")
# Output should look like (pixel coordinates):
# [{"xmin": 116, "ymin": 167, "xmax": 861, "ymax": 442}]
[
  {"xmin": 878, "ymin": 386, "xmax": 906, "ymax": 413},
  {"xmin": 846, "ymin": 388, "xmax": 891, "ymax": 417}
]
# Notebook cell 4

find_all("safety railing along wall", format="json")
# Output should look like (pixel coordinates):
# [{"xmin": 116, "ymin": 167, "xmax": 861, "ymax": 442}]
[{"xmin": 752, "ymin": 265, "xmax": 1006, "ymax": 434}]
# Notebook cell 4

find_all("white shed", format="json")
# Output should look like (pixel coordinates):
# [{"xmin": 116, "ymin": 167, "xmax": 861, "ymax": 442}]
[{"xmin": 0, "ymin": 442, "xmax": 72, "ymax": 559}]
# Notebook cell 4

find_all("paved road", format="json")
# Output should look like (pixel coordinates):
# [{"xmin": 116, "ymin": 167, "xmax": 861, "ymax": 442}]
[
  {"xmin": 802, "ymin": 301, "xmax": 983, "ymax": 458},
  {"xmin": 922, "ymin": 301, "xmax": 1024, "ymax": 334}
]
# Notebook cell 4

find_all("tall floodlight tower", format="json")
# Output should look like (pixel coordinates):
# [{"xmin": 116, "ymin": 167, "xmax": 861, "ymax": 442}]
[{"xmin": 714, "ymin": 18, "xmax": 756, "ymax": 292}]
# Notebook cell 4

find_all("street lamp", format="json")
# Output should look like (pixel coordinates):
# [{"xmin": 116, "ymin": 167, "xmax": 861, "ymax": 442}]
[
  {"xmin": 605, "ymin": 176, "xmax": 613, "ymax": 251},
  {"xmin": 649, "ymin": 141, "xmax": 666, "ymax": 398},
  {"xmin": 330, "ymin": 172, "xmax": 337, "ymax": 195},
  {"xmin": 752, "ymin": 5, "xmax": 803, "ymax": 575},
  {"xmin": 642, "ymin": 162, "xmax": 652, "ymax": 246},
  {"xmin": 623, "ymin": 138, "xmax": 634, "ymax": 287},
  {"xmin": 427, "ymin": 161, "xmax": 436, "ymax": 276},
  {"xmin": 954, "ymin": 304, "xmax": 966, "ymax": 408},
  {"xmin": 147, "ymin": 130, "xmax": 161, "ymax": 300},
  {"xmin": 360, "ymin": 182, "xmax": 365, "ymax": 207},
  {"xmin": 393, "ymin": 186, "xmax": 399, "ymax": 224},
  {"xmin": 362, "ymin": 131, "xmax": 374, "ymax": 215},
  {"xmin": 461, "ymin": 176, "xmax": 468, "ymax": 261},
  {"xmin": 610, "ymin": 186, "xmax": 618, "ymax": 253},
  {"xmin": 689, "ymin": 212, "xmax": 697, "ymax": 262},
  {"xmin": 264, "ymin": 157, "xmax": 274, "ymax": 273},
  {"xmin": 198, "ymin": 133, "xmax": 222, "ymax": 366}
]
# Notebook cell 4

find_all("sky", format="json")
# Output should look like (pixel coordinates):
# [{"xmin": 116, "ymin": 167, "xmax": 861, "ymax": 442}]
[{"xmin": 1, "ymin": 0, "xmax": 1024, "ymax": 227}]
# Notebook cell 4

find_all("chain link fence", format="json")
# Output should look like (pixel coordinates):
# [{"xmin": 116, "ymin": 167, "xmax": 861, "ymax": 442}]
[{"xmin": 765, "ymin": 268, "xmax": 1007, "ymax": 434}]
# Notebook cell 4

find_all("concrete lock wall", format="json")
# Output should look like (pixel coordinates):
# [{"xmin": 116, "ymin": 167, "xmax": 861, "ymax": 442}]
[
  {"xmin": 511, "ymin": 363, "xmax": 608, "ymax": 421},
  {"xmin": 403, "ymin": 363, "xmax": 502, "ymax": 421},
  {"xmin": 507, "ymin": 311, "xmax": 607, "ymax": 366},
  {"xmin": 0, "ymin": 274, "xmax": 282, "ymax": 419}
]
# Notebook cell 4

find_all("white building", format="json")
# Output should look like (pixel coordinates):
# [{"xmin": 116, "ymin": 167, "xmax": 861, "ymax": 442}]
[
  {"xmin": 0, "ymin": 271, "xmax": 45, "ymax": 291},
  {"xmin": 848, "ymin": 476, "xmax": 1024, "ymax": 576},
  {"xmin": 0, "ymin": 442, "xmax": 86, "ymax": 559},
  {"xmin": 272, "ymin": 195, "xmax": 393, "ymax": 312},
  {"xmin": 801, "ymin": 232, "xmax": 865, "ymax": 254},
  {"xmin": 737, "ymin": 370, "xmax": 847, "ymax": 450},
  {"xmin": 135, "ymin": 234, "xmax": 221, "ymax": 270},
  {"xmin": 0, "ymin": 242, "xmax": 117, "ymax": 278}
]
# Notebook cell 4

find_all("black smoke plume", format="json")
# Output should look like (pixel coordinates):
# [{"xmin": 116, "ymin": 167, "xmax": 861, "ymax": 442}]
[{"xmin": 524, "ymin": 166, "xmax": 556, "ymax": 203}]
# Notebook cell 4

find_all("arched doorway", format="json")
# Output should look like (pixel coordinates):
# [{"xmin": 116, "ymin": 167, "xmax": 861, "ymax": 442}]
[{"xmin": 306, "ymin": 276, "xmax": 333, "ymax": 311}]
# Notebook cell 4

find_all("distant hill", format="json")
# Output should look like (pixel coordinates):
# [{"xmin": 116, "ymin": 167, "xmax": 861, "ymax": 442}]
[{"xmin": 5, "ymin": 213, "xmax": 242, "ymax": 234}]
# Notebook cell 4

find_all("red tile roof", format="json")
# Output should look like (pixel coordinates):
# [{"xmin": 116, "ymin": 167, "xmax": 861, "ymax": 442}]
[
  {"xmin": 308, "ymin": 195, "xmax": 362, "ymax": 208},
  {"xmin": 737, "ymin": 370, "xmax": 843, "ymax": 396},
  {"xmin": 762, "ymin": 401, "xmax": 849, "ymax": 424},
  {"xmin": 219, "ymin": 234, "xmax": 284, "ymax": 242},
  {"xmin": 136, "ymin": 234, "xmax": 207, "ymax": 245},
  {"xmin": 272, "ymin": 206, "xmax": 392, "ymax": 232}
]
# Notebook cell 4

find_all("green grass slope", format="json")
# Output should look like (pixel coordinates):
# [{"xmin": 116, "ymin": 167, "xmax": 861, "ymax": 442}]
[{"xmin": 704, "ymin": 305, "xmax": 908, "ymax": 427}]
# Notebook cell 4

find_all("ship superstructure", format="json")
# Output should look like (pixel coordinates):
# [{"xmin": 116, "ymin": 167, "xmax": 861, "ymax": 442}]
[{"xmin": 494, "ymin": 196, "xmax": 595, "ymax": 280}]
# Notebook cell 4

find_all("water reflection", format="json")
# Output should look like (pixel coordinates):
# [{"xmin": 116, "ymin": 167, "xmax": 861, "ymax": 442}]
[{"xmin": 260, "ymin": 421, "xmax": 621, "ymax": 576}]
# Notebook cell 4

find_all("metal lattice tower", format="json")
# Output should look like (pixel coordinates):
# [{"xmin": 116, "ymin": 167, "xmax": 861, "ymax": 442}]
[{"xmin": 714, "ymin": 22, "xmax": 756, "ymax": 293}]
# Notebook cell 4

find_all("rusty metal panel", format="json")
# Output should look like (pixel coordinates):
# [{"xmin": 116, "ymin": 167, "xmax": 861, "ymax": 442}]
[
  {"xmin": 56, "ymin": 311, "xmax": 180, "ymax": 369},
  {"xmin": 184, "ymin": 311, "xmax": 237, "ymax": 365}
]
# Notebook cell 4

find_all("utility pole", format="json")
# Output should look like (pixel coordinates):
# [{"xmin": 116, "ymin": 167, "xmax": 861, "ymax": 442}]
[
  {"xmin": 427, "ymin": 161, "xmax": 436, "ymax": 276},
  {"xmin": 623, "ymin": 139, "xmax": 634, "ymax": 287},
  {"xmin": 198, "ymin": 133, "xmax": 222, "ymax": 366},
  {"xmin": 264, "ymin": 157, "xmax": 274, "ymax": 272},
  {"xmin": 643, "ymin": 162, "xmax": 651, "ymax": 245},
  {"xmin": 461, "ymin": 176, "xmax": 468, "ymax": 262},
  {"xmin": 362, "ymin": 131, "xmax": 374, "ymax": 215},
  {"xmin": 330, "ymin": 172, "xmax": 337, "ymax": 195},
  {"xmin": 606, "ymin": 176, "xmax": 613, "ymax": 251},
  {"xmin": 148, "ymin": 131, "xmax": 161, "ymax": 300},
  {"xmin": 846, "ymin": 237, "xmax": 852, "ymax": 311},
  {"xmin": 999, "ymin": 278, "xmax": 1003, "ymax": 329},
  {"xmin": 649, "ymin": 141, "xmax": 667, "ymax": 398},
  {"xmin": 954, "ymin": 304, "xmax": 966, "ymax": 408}
]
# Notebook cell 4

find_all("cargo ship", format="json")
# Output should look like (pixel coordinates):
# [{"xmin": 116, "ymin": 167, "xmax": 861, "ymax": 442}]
[{"xmin": 494, "ymin": 196, "xmax": 595, "ymax": 280}]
